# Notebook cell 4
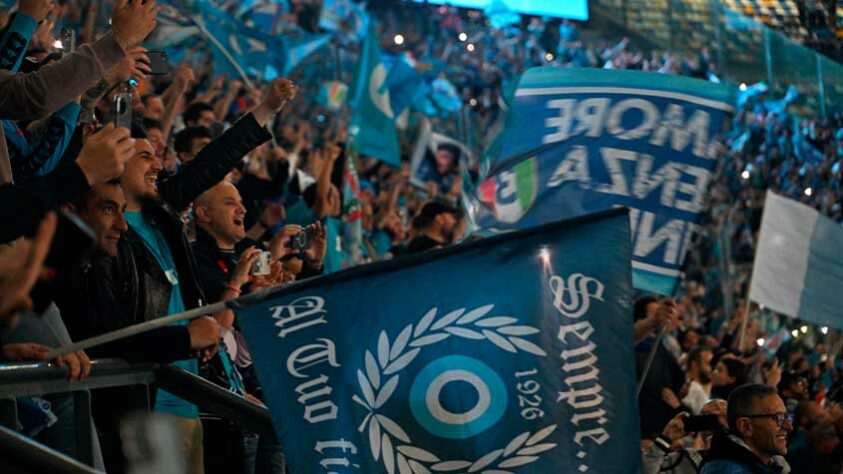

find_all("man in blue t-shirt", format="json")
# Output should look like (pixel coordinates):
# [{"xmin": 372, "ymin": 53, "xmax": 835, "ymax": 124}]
[{"xmin": 112, "ymin": 79, "xmax": 297, "ymax": 473}]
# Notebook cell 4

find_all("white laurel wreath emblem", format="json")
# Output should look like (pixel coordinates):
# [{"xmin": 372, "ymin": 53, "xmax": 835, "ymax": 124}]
[{"xmin": 352, "ymin": 305, "xmax": 557, "ymax": 474}]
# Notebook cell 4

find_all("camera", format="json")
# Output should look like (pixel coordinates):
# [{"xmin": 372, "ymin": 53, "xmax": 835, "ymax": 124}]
[
  {"xmin": 286, "ymin": 229, "xmax": 313, "ymax": 252},
  {"xmin": 251, "ymin": 251, "xmax": 272, "ymax": 276}
]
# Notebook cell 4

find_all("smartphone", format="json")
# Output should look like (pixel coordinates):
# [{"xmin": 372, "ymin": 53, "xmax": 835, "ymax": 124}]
[
  {"xmin": 684, "ymin": 414, "xmax": 720, "ymax": 433},
  {"xmin": 114, "ymin": 85, "xmax": 133, "ymax": 129},
  {"xmin": 60, "ymin": 28, "xmax": 75, "ymax": 54},
  {"xmin": 146, "ymin": 51, "xmax": 170, "ymax": 75},
  {"xmin": 251, "ymin": 251, "xmax": 273, "ymax": 276}
]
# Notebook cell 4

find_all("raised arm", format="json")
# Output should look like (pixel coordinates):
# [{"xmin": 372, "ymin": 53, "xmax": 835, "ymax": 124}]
[{"xmin": 158, "ymin": 79, "xmax": 298, "ymax": 212}]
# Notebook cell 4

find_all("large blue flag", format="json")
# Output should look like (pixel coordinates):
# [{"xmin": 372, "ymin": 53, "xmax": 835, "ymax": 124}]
[
  {"xmin": 237, "ymin": 208, "xmax": 641, "ymax": 473},
  {"xmin": 349, "ymin": 22, "xmax": 400, "ymax": 167},
  {"xmin": 466, "ymin": 68, "xmax": 735, "ymax": 295},
  {"xmin": 195, "ymin": 1, "xmax": 288, "ymax": 80},
  {"xmin": 283, "ymin": 32, "xmax": 333, "ymax": 75},
  {"xmin": 382, "ymin": 53, "xmax": 427, "ymax": 117}
]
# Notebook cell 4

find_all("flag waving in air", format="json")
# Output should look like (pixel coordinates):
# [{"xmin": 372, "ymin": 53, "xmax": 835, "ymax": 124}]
[
  {"xmin": 348, "ymin": 22, "xmax": 401, "ymax": 167},
  {"xmin": 236, "ymin": 208, "xmax": 641, "ymax": 473},
  {"xmin": 466, "ymin": 68, "xmax": 735, "ymax": 295}
]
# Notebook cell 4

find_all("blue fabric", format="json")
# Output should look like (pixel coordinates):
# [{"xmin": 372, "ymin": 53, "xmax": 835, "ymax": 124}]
[
  {"xmin": 349, "ymin": 22, "xmax": 400, "ymax": 167},
  {"xmin": 382, "ymin": 54, "xmax": 426, "ymax": 117},
  {"xmin": 467, "ymin": 68, "xmax": 736, "ymax": 295},
  {"xmin": 798, "ymin": 210, "xmax": 843, "ymax": 327},
  {"xmin": 197, "ymin": 0, "xmax": 288, "ymax": 80},
  {"xmin": 0, "ymin": 12, "xmax": 37, "ymax": 72},
  {"xmin": 284, "ymin": 200, "xmax": 317, "ymax": 226},
  {"xmin": 370, "ymin": 230, "xmax": 393, "ymax": 258},
  {"xmin": 125, "ymin": 211, "xmax": 198, "ymax": 419},
  {"xmin": 5, "ymin": 102, "xmax": 80, "ymax": 178},
  {"xmin": 323, "ymin": 217, "xmax": 345, "ymax": 274},
  {"xmin": 237, "ymin": 209, "xmax": 640, "ymax": 473}
]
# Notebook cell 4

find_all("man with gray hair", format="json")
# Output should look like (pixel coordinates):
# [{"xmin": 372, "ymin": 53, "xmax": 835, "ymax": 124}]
[{"xmin": 701, "ymin": 383, "xmax": 792, "ymax": 473}]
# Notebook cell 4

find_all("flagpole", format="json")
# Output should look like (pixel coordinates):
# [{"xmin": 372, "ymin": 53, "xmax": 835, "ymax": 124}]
[
  {"xmin": 191, "ymin": 16, "xmax": 256, "ymax": 89},
  {"xmin": 636, "ymin": 327, "xmax": 666, "ymax": 399},
  {"xmin": 738, "ymin": 297, "xmax": 753, "ymax": 353},
  {"xmin": 738, "ymin": 191, "xmax": 769, "ymax": 353},
  {"xmin": 44, "ymin": 286, "xmax": 280, "ymax": 359}
]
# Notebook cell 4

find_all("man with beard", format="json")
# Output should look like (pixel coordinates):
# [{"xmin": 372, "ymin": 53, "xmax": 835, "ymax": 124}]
[
  {"xmin": 683, "ymin": 346, "xmax": 714, "ymax": 414},
  {"xmin": 112, "ymin": 78, "xmax": 297, "ymax": 473},
  {"xmin": 406, "ymin": 201, "xmax": 462, "ymax": 254},
  {"xmin": 701, "ymin": 384, "xmax": 793, "ymax": 473}
]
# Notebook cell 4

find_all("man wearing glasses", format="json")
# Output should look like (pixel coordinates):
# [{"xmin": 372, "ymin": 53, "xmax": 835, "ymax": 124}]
[{"xmin": 701, "ymin": 384, "xmax": 792, "ymax": 473}]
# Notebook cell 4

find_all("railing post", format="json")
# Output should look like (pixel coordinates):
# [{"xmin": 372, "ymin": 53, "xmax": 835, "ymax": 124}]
[
  {"xmin": 0, "ymin": 397, "xmax": 17, "ymax": 430},
  {"xmin": 73, "ymin": 391, "xmax": 94, "ymax": 467}
]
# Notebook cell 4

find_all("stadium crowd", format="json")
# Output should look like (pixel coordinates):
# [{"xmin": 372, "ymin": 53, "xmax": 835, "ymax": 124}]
[{"xmin": 1, "ymin": 0, "xmax": 843, "ymax": 473}]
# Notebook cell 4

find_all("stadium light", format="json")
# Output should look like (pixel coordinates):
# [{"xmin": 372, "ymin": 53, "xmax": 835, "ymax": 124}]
[
  {"xmin": 545, "ymin": 53, "xmax": 554, "ymax": 61},
  {"xmin": 741, "ymin": 170, "xmax": 750, "ymax": 180},
  {"xmin": 469, "ymin": 98, "xmax": 477, "ymax": 107},
  {"xmin": 792, "ymin": 329, "xmax": 800, "ymax": 338},
  {"xmin": 458, "ymin": 32, "xmax": 468, "ymax": 42},
  {"xmin": 394, "ymin": 34, "xmax": 405, "ymax": 45},
  {"xmin": 467, "ymin": 43, "xmax": 475, "ymax": 52},
  {"xmin": 804, "ymin": 187, "xmax": 812, "ymax": 196},
  {"xmin": 822, "ymin": 326, "xmax": 829, "ymax": 335},
  {"xmin": 739, "ymin": 83, "xmax": 747, "ymax": 91},
  {"xmin": 756, "ymin": 338, "xmax": 765, "ymax": 347},
  {"xmin": 53, "ymin": 40, "xmax": 63, "ymax": 49},
  {"xmin": 800, "ymin": 325, "xmax": 808, "ymax": 334}
]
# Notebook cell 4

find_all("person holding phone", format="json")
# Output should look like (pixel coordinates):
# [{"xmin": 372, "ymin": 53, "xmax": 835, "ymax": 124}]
[{"xmin": 643, "ymin": 399, "xmax": 728, "ymax": 474}]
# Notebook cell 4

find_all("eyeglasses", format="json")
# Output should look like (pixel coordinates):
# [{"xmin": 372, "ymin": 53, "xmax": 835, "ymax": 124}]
[{"xmin": 738, "ymin": 413, "xmax": 793, "ymax": 427}]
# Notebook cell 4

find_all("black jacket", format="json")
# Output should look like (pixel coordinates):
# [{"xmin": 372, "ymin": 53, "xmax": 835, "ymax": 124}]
[
  {"xmin": 700, "ymin": 431, "xmax": 788, "ymax": 474},
  {"xmin": 191, "ymin": 226, "xmax": 260, "ymax": 304},
  {"xmin": 52, "ymin": 248, "xmax": 193, "ymax": 363},
  {"xmin": 121, "ymin": 113, "xmax": 271, "ymax": 320}
]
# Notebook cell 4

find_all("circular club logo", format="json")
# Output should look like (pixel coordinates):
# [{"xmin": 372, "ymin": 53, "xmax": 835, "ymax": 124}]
[
  {"xmin": 409, "ymin": 355, "xmax": 507, "ymax": 439},
  {"xmin": 354, "ymin": 305, "xmax": 557, "ymax": 473}
]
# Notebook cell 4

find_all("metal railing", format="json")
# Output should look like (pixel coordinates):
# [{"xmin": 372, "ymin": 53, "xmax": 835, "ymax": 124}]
[{"xmin": 0, "ymin": 359, "xmax": 274, "ymax": 473}]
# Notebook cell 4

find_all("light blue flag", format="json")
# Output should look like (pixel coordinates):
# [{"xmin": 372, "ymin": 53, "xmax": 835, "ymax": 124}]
[
  {"xmin": 750, "ymin": 192, "xmax": 843, "ymax": 328},
  {"xmin": 348, "ymin": 22, "xmax": 400, "ymax": 167},
  {"xmin": 382, "ymin": 53, "xmax": 426, "ymax": 117},
  {"xmin": 195, "ymin": 0, "xmax": 287, "ymax": 79},
  {"xmin": 320, "ymin": 0, "xmax": 368, "ymax": 41},
  {"xmin": 466, "ymin": 68, "xmax": 736, "ymax": 295},
  {"xmin": 485, "ymin": 0, "xmax": 521, "ymax": 29},
  {"xmin": 283, "ymin": 33, "xmax": 333, "ymax": 75},
  {"xmin": 236, "ymin": 208, "xmax": 641, "ymax": 473},
  {"xmin": 237, "ymin": 0, "xmax": 289, "ymax": 33}
]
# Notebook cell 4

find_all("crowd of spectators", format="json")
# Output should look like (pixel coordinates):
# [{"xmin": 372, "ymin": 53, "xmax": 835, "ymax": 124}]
[{"xmin": 1, "ymin": 0, "xmax": 843, "ymax": 473}]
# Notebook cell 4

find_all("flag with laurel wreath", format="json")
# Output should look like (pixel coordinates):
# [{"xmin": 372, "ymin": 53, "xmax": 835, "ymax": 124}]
[{"xmin": 237, "ymin": 208, "xmax": 641, "ymax": 473}]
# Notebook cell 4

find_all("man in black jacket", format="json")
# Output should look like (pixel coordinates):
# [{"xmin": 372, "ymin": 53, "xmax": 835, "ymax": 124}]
[
  {"xmin": 52, "ymin": 78, "xmax": 297, "ymax": 473},
  {"xmin": 57, "ymin": 180, "xmax": 221, "ymax": 362},
  {"xmin": 115, "ymin": 78, "xmax": 297, "ymax": 474},
  {"xmin": 190, "ymin": 180, "xmax": 326, "ymax": 474}
]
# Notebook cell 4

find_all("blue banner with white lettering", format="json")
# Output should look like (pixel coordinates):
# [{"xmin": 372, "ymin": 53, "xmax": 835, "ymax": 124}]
[
  {"xmin": 237, "ymin": 208, "xmax": 640, "ymax": 473},
  {"xmin": 467, "ymin": 68, "xmax": 735, "ymax": 295}
]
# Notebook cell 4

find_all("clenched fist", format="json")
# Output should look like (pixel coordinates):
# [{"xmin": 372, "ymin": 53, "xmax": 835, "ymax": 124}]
[{"xmin": 252, "ymin": 78, "xmax": 298, "ymax": 125}]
